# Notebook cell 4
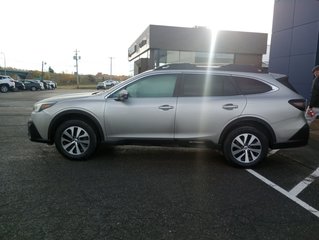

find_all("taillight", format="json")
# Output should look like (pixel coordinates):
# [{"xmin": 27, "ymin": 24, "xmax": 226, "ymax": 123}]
[{"xmin": 288, "ymin": 99, "xmax": 306, "ymax": 111}]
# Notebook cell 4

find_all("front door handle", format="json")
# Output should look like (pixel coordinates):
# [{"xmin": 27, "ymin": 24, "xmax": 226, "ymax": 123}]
[
  {"xmin": 158, "ymin": 105, "xmax": 174, "ymax": 111},
  {"xmin": 222, "ymin": 104, "xmax": 238, "ymax": 110}
]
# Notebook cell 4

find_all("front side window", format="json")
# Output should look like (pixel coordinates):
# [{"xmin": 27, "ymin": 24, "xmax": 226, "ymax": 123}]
[
  {"xmin": 181, "ymin": 74, "xmax": 238, "ymax": 97},
  {"xmin": 114, "ymin": 74, "xmax": 177, "ymax": 98}
]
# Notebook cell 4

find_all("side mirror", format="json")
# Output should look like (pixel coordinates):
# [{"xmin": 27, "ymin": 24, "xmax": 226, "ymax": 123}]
[{"xmin": 115, "ymin": 89, "xmax": 129, "ymax": 101}]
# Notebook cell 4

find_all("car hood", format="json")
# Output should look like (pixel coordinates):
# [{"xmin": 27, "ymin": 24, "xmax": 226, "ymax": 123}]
[{"xmin": 37, "ymin": 91, "xmax": 102, "ymax": 103}]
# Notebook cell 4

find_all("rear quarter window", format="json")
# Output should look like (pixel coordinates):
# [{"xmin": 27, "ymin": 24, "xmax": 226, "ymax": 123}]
[
  {"xmin": 275, "ymin": 75, "xmax": 299, "ymax": 93},
  {"xmin": 232, "ymin": 76, "xmax": 272, "ymax": 95}
]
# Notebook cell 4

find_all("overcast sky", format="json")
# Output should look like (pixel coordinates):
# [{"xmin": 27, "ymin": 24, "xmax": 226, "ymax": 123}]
[{"xmin": 1, "ymin": 0, "xmax": 274, "ymax": 76}]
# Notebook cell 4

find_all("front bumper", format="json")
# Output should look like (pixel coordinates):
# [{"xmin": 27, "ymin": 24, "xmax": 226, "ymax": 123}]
[{"xmin": 28, "ymin": 120, "xmax": 51, "ymax": 144}]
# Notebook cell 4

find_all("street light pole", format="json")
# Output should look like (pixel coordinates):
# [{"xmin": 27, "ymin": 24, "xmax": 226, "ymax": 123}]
[
  {"xmin": 110, "ymin": 57, "xmax": 112, "ymax": 79},
  {"xmin": 41, "ymin": 61, "xmax": 46, "ymax": 81},
  {"xmin": 1, "ymin": 52, "xmax": 6, "ymax": 75},
  {"xmin": 74, "ymin": 49, "xmax": 81, "ymax": 89}
]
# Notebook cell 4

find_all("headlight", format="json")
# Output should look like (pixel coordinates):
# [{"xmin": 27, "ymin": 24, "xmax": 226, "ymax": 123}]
[{"xmin": 33, "ymin": 102, "xmax": 56, "ymax": 112}]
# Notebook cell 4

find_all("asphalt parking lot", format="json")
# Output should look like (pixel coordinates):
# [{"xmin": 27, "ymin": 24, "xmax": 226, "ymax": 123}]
[{"xmin": 0, "ymin": 89, "xmax": 318, "ymax": 239}]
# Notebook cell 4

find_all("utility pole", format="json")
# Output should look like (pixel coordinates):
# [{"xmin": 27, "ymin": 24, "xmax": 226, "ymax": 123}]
[{"xmin": 73, "ymin": 49, "xmax": 81, "ymax": 88}]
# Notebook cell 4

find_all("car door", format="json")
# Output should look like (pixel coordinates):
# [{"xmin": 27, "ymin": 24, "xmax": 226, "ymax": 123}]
[
  {"xmin": 175, "ymin": 73, "xmax": 247, "ymax": 141},
  {"xmin": 23, "ymin": 80, "xmax": 31, "ymax": 89},
  {"xmin": 104, "ymin": 74, "xmax": 178, "ymax": 139}
]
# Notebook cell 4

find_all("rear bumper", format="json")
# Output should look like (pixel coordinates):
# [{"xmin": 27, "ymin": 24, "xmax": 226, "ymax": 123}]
[{"xmin": 272, "ymin": 124, "xmax": 309, "ymax": 149}]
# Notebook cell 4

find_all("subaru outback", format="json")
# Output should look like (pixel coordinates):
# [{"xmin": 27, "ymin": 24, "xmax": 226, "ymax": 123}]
[{"xmin": 28, "ymin": 64, "xmax": 309, "ymax": 167}]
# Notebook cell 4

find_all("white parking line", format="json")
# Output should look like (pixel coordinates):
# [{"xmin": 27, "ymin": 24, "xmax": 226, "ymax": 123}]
[
  {"xmin": 246, "ymin": 169, "xmax": 319, "ymax": 218},
  {"xmin": 289, "ymin": 168, "xmax": 319, "ymax": 197}
]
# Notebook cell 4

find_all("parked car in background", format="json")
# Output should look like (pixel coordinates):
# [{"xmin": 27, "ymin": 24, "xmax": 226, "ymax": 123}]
[
  {"xmin": 32, "ymin": 80, "xmax": 45, "ymax": 90},
  {"xmin": 96, "ymin": 80, "xmax": 118, "ymax": 90},
  {"xmin": 22, "ymin": 80, "xmax": 42, "ymax": 91},
  {"xmin": 41, "ymin": 80, "xmax": 48, "ymax": 90},
  {"xmin": 43, "ymin": 80, "xmax": 56, "ymax": 90},
  {"xmin": 0, "ymin": 75, "xmax": 15, "ymax": 93},
  {"xmin": 96, "ymin": 81, "xmax": 106, "ymax": 90},
  {"xmin": 105, "ymin": 80, "xmax": 119, "ymax": 87},
  {"xmin": 13, "ymin": 80, "xmax": 26, "ymax": 91},
  {"xmin": 28, "ymin": 63, "xmax": 309, "ymax": 167}
]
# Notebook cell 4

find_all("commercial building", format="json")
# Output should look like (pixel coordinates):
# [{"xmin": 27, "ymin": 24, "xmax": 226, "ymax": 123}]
[
  {"xmin": 128, "ymin": 25, "xmax": 268, "ymax": 75},
  {"xmin": 269, "ymin": 0, "xmax": 319, "ymax": 99}
]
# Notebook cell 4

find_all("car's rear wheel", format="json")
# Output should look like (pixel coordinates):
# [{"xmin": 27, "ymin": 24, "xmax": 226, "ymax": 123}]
[
  {"xmin": 55, "ymin": 120, "xmax": 97, "ymax": 161},
  {"xmin": 223, "ymin": 126, "xmax": 268, "ymax": 167}
]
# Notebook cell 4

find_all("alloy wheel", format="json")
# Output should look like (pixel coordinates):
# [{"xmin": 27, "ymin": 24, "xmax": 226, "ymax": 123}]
[
  {"xmin": 230, "ymin": 133, "xmax": 262, "ymax": 164},
  {"xmin": 61, "ymin": 126, "xmax": 90, "ymax": 155}
]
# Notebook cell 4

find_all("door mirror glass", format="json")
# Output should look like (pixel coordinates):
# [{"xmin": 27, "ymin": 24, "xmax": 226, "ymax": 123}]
[{"xmin": 115, "ymin": 89, "xmax": 129, "ymax": 101}]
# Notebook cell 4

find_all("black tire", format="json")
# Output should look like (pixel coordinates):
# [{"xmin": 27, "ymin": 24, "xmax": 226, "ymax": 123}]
[
  {"xmin": 0, "ymin": 84, "xmax": 9, "ymax": 93},
  {"xmin": 55, "ymin": 120, "xmax": 97, "ymax": 161},
  {"xmin": 223, "ymin": 126, "xmax": 268, "ymax": 167}
]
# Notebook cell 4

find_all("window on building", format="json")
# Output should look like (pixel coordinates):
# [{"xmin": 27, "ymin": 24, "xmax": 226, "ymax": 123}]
[
  {"xmin": 213, "ymin": 53, "xmax": 234, "ymax": 65},
  {"xmin": 195, "ymin": 52, "xmax": 210, "ymax": 64},
  {"xmin": 180, "ymin": 51, "xmax": 196, "ymax": 63},
  {"xmin": 166, "ymin": 51, "xmax": 180, "ymax": 63},
  {"xmin": 154, "ymin": 49, "xmax": 234, "ymax": 68}
]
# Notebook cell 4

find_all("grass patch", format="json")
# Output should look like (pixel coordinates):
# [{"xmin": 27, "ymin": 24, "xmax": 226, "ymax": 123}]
[{"xmin": 58, "ymin": 84, "xmax": 96, "ymax": 90}]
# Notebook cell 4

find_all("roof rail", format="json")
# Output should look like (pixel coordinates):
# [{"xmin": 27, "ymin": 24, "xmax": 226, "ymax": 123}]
[
  {"xmin": 217, "ymin": 64, "xmax": 267, "ymax": 73},
  {"xmin": 154, "ymin": 63, "xmax": 268, "ymax": 73},
  {"xmin": 155, "ymin": 63, "xmax": 197, "ymax": 70}
]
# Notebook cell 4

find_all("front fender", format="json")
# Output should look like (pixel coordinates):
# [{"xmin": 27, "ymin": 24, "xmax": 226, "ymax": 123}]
[{"xmin": 48, "ymin": 110, "xmax": 105, "ymax": 143}]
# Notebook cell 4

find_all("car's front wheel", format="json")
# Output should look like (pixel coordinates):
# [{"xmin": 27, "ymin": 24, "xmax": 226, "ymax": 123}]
[
  {"xmin": 0, "ymin": 84, "xmax": 9, "ymax": 93},
  {"xmin": 55, "ymin": 120, "xmax": 97, "ymax": 161},
  {"xmin": 223, "ymin": 126, "xmax": 268, "ymax": 167}
]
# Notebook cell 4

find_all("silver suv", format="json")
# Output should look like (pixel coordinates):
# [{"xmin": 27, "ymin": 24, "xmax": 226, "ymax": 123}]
[
  {"xmin": 0, "ymin": 75, "xmax": 15, "ymax": 93},
  {"xmin": 28, "ymin": 64, "xmax": 309, "ymax": 167}
]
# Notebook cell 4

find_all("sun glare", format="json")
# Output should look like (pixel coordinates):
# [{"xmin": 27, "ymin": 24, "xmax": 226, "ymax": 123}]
[{"xmin": 207, "ymin": 29, "xmax": 219, "ymax": 67}]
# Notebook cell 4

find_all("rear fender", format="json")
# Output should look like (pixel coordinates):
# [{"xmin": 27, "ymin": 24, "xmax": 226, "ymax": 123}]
[{"xmin": 219, "ymin": 117, "xmax": 276, "ymax": 147}]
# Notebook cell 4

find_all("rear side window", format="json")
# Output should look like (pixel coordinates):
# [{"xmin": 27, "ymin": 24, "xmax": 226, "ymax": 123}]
[
  {"xmin": 233, "ymin": 77, "xmax": 272, "ymax": 95},
  {"xmin": 181, "ymin": 74, "xmax": 238, "ymax": 97}
]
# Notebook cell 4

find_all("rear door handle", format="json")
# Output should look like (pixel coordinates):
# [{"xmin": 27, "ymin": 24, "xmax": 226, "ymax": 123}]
[
  {"xmin": 158, "ymin": 105, "xmax": 174, "ymax": 111},
  {"xmin": 222, "ymin": 104, "xmax": 238, "ymax": 110}
]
